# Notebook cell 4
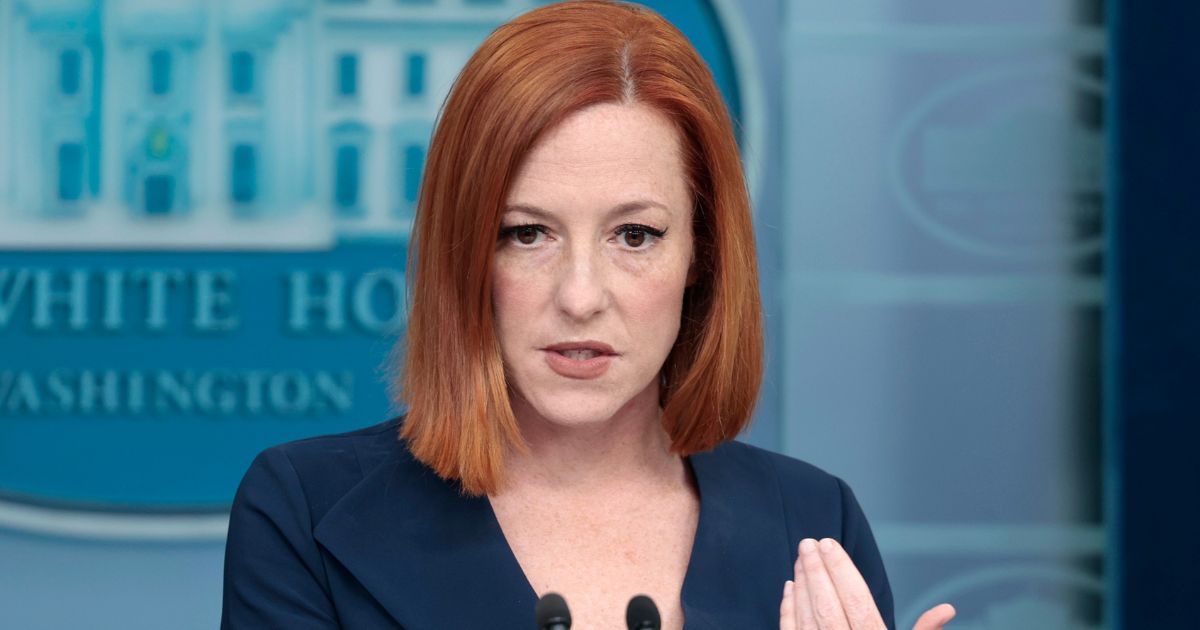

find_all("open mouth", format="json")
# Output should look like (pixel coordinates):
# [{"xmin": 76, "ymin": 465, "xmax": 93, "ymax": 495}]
[
  {"xmin": 541, "ymin": 342, "xmax": 617, "ymax": 379},
  {"xmin": 554, "ymin": 349, "xmax": 603, "ymax": 361}
]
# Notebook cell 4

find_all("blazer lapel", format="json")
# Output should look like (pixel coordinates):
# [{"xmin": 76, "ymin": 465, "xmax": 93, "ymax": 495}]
[
  {"xmin": 313, "ymin": 447, "xmax": 538, "ymax": 628},
  {"xmin": 681, "ymin": 443, "xmax": 794, "ymax": 629}
]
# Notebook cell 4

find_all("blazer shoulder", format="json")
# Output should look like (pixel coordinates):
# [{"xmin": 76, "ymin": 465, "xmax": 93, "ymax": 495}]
[
  {"xmin": 242, "ymin": 416, "xmax": 405, "ymax": 524},
  {"xmin": 272, "ymin": 415, "xmax": 403, "ymax": 470},
  {"xmin": 708, "ymin": 440, "xmax": 856, "ymax": 537},
  {"xmin": 713, "ymin": 439, "xmax": 844, "ymax": 504}
]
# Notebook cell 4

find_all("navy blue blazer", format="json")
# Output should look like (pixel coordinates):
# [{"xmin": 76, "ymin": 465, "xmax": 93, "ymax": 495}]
[{"xmin": 221, "ymin": 417, "xmax": 895, "ymax": 629}]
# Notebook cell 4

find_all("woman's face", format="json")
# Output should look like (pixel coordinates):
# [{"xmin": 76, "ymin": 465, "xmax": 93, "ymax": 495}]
[{"xmin": 494, "ymin": 102, "xmax": 694, "ymax": 430}]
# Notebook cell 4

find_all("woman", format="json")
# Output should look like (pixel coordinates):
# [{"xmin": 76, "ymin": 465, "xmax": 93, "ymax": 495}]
[{"xmin": 221, "ymin": 2, "xmax": 956, "ymax": 628}]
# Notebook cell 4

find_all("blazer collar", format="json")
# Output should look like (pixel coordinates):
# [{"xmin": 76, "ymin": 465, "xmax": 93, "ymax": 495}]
[
  {"xmin": 314, "ymin": 445, "xmax": 536, "ymax": 628},
  {"xmin": 314, "ymin": 439, "xmax": 789, "ymax": 629}
]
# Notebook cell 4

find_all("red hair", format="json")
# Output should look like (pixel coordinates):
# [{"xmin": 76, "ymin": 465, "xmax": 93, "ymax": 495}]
[{"xmin": 398, "ymin": 0, "xmax": 763, "ymax": 495}]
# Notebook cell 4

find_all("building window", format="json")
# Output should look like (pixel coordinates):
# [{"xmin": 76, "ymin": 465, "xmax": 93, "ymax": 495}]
[
  {"xmin": 403, "ymin": 143, "xmax": 424, "ymax": 205},
  {"xmin": 335, "ymin": 145, "xmax": 360, "ymax": 211},
  {"xmin": 405, "ymin": 53, "xmax": 426, "ymax": 98},
  {"xmin": 230, "ymin": 51, "xmax": 255, "ymax": 96},
  {"xmin": 145, "ymin": 175, "xmax": 174, "ymax": 214},
  {"xmin": 150, "ymin": 49, "xmax": 172, "ymax": 96},
  {"xmin": 231, "ymin": 144, "xmax": 257, "ymax": 204},
  {"xmin": 60, "ymin": 50, "xmax": 81, "ymax": 96},
  {"xmin": 58, "ymin": 143, "xmax": 84, "ymax": 201},
  {"xmin": 336, "ymin": 54, "xmax": 358, "ymax": 98}
]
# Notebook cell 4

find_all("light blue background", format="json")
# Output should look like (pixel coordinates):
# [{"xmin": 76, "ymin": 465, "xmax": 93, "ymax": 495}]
[{"xmin": 0, "ymin": 1, "xmax": 1106, "ymax": 628}]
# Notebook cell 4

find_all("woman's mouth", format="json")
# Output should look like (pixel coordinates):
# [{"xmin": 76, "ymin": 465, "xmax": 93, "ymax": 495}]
[
  {"xmin": 541, "ymin": 342, "xmax": 617, "ymax": 379},
  {"xmin": 556, "ymin": 349, "xmax": 601, "ymax": 360}
]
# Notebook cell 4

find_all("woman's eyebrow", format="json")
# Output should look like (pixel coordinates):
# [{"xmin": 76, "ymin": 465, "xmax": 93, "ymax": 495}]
[
  {"xmin": 609, "ymin": 199, "xmax": 671, "ymax": 218},
  {"xmin": 503, "ymin": 203, "xmax": 555, "ymax": 220},
  {"xmin": 504, "ymin": 199, "xmax": 671, "ymax": 219}
]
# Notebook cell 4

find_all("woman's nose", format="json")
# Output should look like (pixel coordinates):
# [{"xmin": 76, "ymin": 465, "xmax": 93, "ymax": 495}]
[{"xmin": 553, "ymin": 243, "xmax": 609, "ymax": 321}]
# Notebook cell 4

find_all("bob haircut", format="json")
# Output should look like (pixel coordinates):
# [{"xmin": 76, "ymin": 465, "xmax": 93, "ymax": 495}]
[{"xmin": 399, "ymin": 0, "xmax": 763, "ymax": 495}]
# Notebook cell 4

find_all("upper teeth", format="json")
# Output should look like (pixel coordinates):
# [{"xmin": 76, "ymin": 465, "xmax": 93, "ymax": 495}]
[{"xmin": 559, "ymin": 349, "xmax": 599, "ymax": 360}]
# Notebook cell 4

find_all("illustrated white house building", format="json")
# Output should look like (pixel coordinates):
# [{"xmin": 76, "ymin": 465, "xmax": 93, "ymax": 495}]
[{"xmin": 0, "ymin": 0, "xmax": 543, "ymax": 250}]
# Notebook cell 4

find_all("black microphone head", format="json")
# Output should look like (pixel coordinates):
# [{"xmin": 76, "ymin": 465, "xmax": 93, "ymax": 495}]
[
  {"xmin": 625, "ymin": 594, "xmax": 661, "ymax": 630},
  {"xmin": 535, "ymin": 592, "xmax": 572, "ymax": 629}
]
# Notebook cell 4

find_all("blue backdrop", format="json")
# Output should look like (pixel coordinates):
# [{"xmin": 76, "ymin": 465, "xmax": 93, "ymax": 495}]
[{"xmin": 0, "ymin": 1, "xmax": 1117, "ymax": 628}]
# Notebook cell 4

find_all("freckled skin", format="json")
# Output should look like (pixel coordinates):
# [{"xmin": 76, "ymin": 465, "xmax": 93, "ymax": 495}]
[
  {"xmin": 489, "ymin": 102, "xmax": 698, "ymax": 630},
  {"xmin": 493, "ymin": 101, "xmax": 694, "ymax": 430}
]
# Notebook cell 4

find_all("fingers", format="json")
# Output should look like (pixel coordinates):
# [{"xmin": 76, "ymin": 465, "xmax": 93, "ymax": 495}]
[
  {"xmin": 780, "ymin": 581, "xmax": 797, "ymax": 630},
  {"xmin": 790, "ymin": 541, "xmax": 820, "ymax": 629},
  {"xmin": 787, "ymin": 539, "xmax": 956, "ymax": 630},
  {"xmin": 797, "ymin": 538, "xmax": 851, "ymax": 630},
  {"xmin": 913, "ymin": 603, "xmax": 957, "ymax": 630},
  {"xmin": 816, "ymin": 538, "xmax": 887, "ymax": 629}
]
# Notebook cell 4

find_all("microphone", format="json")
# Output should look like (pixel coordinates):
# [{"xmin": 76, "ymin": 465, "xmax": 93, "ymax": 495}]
[
  {"xmin": 625, "ymin": 594, "xmax": 661, "ymax": 630},
  {"xmin": 535, "ymin": 592, "xmax": 572, "ymax": 630}
]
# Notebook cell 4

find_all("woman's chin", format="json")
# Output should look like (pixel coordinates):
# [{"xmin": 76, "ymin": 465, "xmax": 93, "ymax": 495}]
[
  {"xmin": 514, "ymin": 388, "xmax": 645, "ymax": 432},
  {"xmin": 522, "ymin": 399, "xmax": 625, "ymax": 430},
  {"xmin": 508, "ymin": 373, "xmax": 661, "ymax": 433}
]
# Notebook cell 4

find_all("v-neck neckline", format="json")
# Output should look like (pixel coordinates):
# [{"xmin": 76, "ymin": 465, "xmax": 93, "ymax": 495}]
[
  {"xmin": 314, "ymin": 428, "xmax": 792, "ymax": 629},
  {"xmin": 477, "ymin": 454, "xmax": 711, "ymax": 624}
]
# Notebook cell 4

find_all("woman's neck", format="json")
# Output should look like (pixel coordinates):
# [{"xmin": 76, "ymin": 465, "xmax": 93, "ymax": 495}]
[{"xmin": 497, "ymin": 384, "xmax": 686, "ymax": 497}]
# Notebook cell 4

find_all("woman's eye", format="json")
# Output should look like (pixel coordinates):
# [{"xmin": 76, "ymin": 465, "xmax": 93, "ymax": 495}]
[
  {"xmin": 514, "ymin": 226, "xmax": 540, "ymax": 245},
  {"xmin": 615, "ymin": 224, "xmax": 666, "ymax": 249},
  {"xmin": 500, "ymin": 224, "xmax": 547, "ymax": 246},
  {"xmin": 623, "ymin": 228, "xmax": 647, "ymax": 248}
]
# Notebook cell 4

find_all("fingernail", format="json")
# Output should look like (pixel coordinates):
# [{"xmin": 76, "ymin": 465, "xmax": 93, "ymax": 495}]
[
  {"xmin": 819, "ymin": 538, "xmax": 835, "ymax": 553},
  {"xmin": 800, "ymin": 538, "xmax": 818, "ymax": 554}
]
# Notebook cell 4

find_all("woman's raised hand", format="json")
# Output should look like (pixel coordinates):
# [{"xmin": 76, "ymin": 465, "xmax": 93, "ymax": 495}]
[{"xmin": 779, "ymin": 538, "xmax": 956, "ymax": 630}]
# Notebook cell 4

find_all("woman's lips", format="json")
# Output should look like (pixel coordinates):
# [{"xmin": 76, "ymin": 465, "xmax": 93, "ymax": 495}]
[{"xmin": 541, "ymin": 348, "xmax": 615, "ymax": 379}]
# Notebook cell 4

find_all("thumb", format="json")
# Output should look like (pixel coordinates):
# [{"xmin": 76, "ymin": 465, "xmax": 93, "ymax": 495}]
[{"xmin": 913, "ymin": 603, "xmax": 956, "ymax": 629}]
